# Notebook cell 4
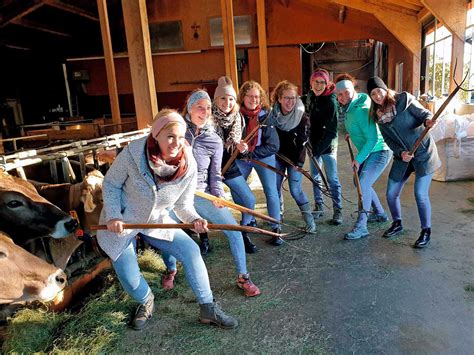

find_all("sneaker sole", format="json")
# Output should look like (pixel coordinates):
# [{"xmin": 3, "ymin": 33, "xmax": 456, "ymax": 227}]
[
  {"xmin": 237, "ymin": 284, "xmax": 261, "ymax": 297},
  {"xmin": 344, "ymin": 233, "xmax": 369, "ymax": 240},
  {"xmin": 199, "ymin": 318, "xmax": 239, "ymax": 329},
  {"xmin": 413, "ymin": 241, "xmax": 430, "ymax": 248},
  {"xmin": 383, "ymin": 229, "xmax": 404, "ymax": 238}
]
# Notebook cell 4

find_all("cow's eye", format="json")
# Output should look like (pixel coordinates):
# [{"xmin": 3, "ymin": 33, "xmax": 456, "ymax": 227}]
[
  {"xmin": 6, "ymin": 200, "xmax": 23, "ymax": 208},
  {"xmin": 0, "ymin": 251, "xmax": 7, "ymax": 258}
]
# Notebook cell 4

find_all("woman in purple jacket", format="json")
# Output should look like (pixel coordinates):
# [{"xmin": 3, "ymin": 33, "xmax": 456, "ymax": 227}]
[{"xmin": 162, "ymin": 89, "xmax": 261, "ymax": 297}]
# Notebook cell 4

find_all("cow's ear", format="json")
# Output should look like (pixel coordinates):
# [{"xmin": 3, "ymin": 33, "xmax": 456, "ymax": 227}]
[{"xmin": 81, "ymin": 190, "xmax": 96, "ymax": 213}]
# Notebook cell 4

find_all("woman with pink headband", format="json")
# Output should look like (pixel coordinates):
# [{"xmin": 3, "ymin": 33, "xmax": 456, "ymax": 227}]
[
  {"xmin": 97, "ymin": 109, "xmax": 238, "ymax": 330},
  {"xmin": 303, "ymin": 68, "xmax": 343, "ymax": 225}
]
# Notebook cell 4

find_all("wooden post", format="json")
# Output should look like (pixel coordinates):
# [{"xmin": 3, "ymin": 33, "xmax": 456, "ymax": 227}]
[
  {"xmin": 121, "ymin": 0, "xmax": 158, "ymax": 129},
  {"xmin": 97, "ymin": 0, "xmax": 121, "ymax": 133},
  {"xmin": 256, "ymin": 0, "xmax": 269, "ymax": 93},
  {"xmin": 449, "ymin": 36, "xmax": 464, "ymax": 93},
  {"xmin": 220, "ymin": 0, "xmax": 239, "ymax": 90}
]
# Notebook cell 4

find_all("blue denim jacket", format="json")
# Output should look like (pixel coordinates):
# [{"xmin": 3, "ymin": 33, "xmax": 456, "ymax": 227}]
[{"xmin": 378, "ymin": 92, "xmax": 441, "ymax": 181}]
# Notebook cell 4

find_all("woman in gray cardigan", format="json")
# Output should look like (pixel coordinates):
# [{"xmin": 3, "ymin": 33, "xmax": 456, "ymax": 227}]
[
  {"xmin": 97, "ymin": 109, "xmax": 237, "ymax": 330},
  {"xmin": 367, "ymin": 77, "xmax": 441, "ymax": 248}
]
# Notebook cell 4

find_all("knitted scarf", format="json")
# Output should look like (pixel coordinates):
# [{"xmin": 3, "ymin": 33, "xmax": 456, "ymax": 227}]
[
  {"xmin": 240, "ymin": 105, "xmax": 262, "ymax": 153},
  {"xmin": 212, "ymin": 105, "xmax": 243, "ymax": 151},
  {"xmin": 376, "ymin": 106, "xmax": 397, "ymax": 124},
  {"xmin": 146, "ymin": 134, "xmax": 188, "ymax": 182},
  {"xmin": 270, "ymin": 98, "xmax": 304, "ymax": 132}
]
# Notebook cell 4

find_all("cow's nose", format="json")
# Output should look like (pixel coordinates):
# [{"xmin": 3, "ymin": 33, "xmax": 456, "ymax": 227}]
[
  {"xmin": 64, "ymin": 218, "xmax": 79, "ymax": 232},
  {"xmin": 55, "ymin": 270, "xmax": 67, "ymax": 286}
]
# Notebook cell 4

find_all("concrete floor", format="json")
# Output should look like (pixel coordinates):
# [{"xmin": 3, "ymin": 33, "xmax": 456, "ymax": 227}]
[{"xmin": 247, "ymin": 133, "xmax": 474, "ymax": 353}]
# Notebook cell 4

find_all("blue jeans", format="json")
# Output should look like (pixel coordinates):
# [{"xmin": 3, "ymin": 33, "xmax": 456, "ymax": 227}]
[
  {"xmin": 236, "ymin": 155, "xmax": 281, "ymax": 228},
  {"xmin": 309, "ymin": 150, "xmax": 342, "ymax": 210},
  {"xmin": 163, "ymin": 196, "xmax": 247, "ymax": 275},
  {"xmin": 111, "ymin": 230, "xmax": 213, "ymax": 305},
  {"xmin": 224, "ymin": 175, "xmax": 256, "ymax": 226},
  {"xmin": 386, "ymin": 170, "xmax": 434, "ymax": 229},
  {"xmin": 275, "ymin": 159, "xmax": 309, "ymax": 207},
  {"xmin": 356, "ymin": 150, "xmax": 392, "ymax": 227}
]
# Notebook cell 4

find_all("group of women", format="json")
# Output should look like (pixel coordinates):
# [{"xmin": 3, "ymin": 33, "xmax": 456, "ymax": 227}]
[{"xmin": 96, "ymin": 70, "xmax": 440, "ymax": 331}]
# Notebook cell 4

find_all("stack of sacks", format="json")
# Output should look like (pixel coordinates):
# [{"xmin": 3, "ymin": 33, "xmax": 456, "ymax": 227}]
[{"xmin": 432, "ymin": 113, "xmax": 474, "ymax": 181}]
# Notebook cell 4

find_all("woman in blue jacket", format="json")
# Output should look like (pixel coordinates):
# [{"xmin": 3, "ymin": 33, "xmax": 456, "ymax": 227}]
[
  {"xmin": 236, "ymin": 81, "xmax": 283, "ymax": 246},
  {"xmin": 367, "ymin": 76, "xmax": 441, "ymax": 248},
  {"xmin": 162, "ymin": 89, "xmax": 261, "ymax": 297}
]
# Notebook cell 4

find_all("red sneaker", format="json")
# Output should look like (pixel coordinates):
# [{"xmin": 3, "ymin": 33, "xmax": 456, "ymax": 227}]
[
  {"xmin": 162, "ymin": 270, "xmax": 177, "ymax": 290},
  {"xmin": 237, "ymin": 275, "xmax": 261, "ymax": 297}
]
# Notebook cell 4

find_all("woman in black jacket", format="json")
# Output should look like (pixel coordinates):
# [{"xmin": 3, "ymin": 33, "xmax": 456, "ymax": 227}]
[{"xmin": 304, "ymin": 68, "xmax": 343, "ymax": 225}]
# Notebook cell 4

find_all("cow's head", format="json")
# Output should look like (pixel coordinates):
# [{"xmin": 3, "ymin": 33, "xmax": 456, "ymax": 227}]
[
  {"xmin": 0, "ymin": 232, "xmax": 67, "ymax": 304},
  {"xmin": 0, "ymin": 175, "xmax": 78, "ymax": 246},
  {"xmin": 79, "ymin": 170, "xmax": 104, "ymax": 230}
]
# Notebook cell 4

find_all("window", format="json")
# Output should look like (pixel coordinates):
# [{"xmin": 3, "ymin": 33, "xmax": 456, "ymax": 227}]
[
  {"xmin": 209, "ymin": 15, "xmax": 253, "ymax": 47},
  {"xmin": 463, "ymin": 8, "xmax": 474, "ymax": 103},
  {"xmin": 423, "ymin": 20, "xmax": 452, "ymax": 99},
  {"xmin": 149, "ymin": 21, "xmax": 184, "ymax": 51}
]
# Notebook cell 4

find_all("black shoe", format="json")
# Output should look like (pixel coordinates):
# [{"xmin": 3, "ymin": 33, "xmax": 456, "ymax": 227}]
[
  {"xmin": 242, "ymin": 232, "xmax": 257, "ymax": 254},
  {"xmin": 268, "ymin": 227, "xmax": 284, "ymax": 246},
  {"xmin": 199, "ymin": 233, "xmax": 211, "ymax": 256},
  {"xmin": 383, "ymin": 220, "xmax": 403, "ymax": 238},
  {"xmin": 414, "ymin": 228, "xmax": 431, "ymax": 248},
  {"xmin": 131, "ymin": 294, "xmax": 154, "ymax": 330},
  {"xmin": 330, "ymin": 208, "xmax": 343, "ymax": 225},
  {"xmin": 247, "ymin": 219, "xmax": 257, "ymax": 228}
]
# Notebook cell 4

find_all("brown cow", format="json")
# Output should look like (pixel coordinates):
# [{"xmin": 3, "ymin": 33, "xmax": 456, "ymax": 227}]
[
  {"xmin": 30, "ymin": 170, "xmax": 104, "ymax": 269},
  {"xmin": 0, "ymin": 232, "xmax": 67, "ymax": 304},
  {"xmin": 0, "ymin": 174, "xmax": 78, "ymax": 246}
]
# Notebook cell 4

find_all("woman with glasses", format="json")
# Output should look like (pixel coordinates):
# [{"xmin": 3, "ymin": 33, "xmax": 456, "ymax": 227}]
[
  {"xmin": 303, "ymin": 68, "xmax": 343, "ymax": 225},
  {"xmin": 268, "ymin": 80, "xmax": 316, "ymax": 233},
  {"xmin": 236, "ymin": 80, "xmax": 283, "ymax": 246}
]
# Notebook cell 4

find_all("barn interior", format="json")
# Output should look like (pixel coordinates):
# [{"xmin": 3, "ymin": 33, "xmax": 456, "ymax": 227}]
[
  {"xmin": 0, "ymin": 0, "xmax": 470, "ymax": 151},
  {"xmin": 0, "ymin": 0, "xmax": 473, "ymax": 353}
]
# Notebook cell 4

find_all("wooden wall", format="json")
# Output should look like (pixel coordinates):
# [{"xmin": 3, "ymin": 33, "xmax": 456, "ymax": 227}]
[{"xmin": 68, "ymin": 0, "xmax": 416, "ymax": 112}]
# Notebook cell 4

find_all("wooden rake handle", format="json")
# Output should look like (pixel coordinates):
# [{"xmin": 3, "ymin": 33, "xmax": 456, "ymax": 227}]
[
  {"xmin": 91, "ymin": 223, "xmax": 285, "ymax": 238},
  {"xmin": 346, "ymin": 136, "xmax": 363, "ymax": 211}
]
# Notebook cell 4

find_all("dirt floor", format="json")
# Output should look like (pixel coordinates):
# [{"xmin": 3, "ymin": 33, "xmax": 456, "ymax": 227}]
[{"xmin": 117, "ymin": 134, "xmax": 474, "ymax": 354}]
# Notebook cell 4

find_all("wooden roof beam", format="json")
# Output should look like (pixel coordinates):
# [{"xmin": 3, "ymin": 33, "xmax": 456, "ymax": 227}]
[
  {"xmin": 331, "ymin": 0, "xmax": 421, "ymax": 55},
  {"xmin": 43, "ymin": 0, "xmax": 99, "ymax": 21},
  {"xmin": 366, "ymin": 0, "xmax": 418, "ymax": 16},
  {"xmin": 379, "ymin": 0, "xmax": 422, "ymax": 12},
  {"xmin": 417, "ymin": 7, "xmax": 432, "ymax": 23},
  {"xmin": 0, "ymin": 0, "xmax": 44, "ymax": 28},
  {"xmin": 11, "ymin": 18, "xmax": 71, "ymax": 37},
  {"xmin": 421, "ymin": 0, "xmax": 467, "ymax": 40}
]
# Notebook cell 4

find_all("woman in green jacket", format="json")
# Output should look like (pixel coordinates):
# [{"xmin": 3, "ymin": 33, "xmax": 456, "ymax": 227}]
[{"xmin": 335, "ymin": 74, "xmax": 392, "ymax": 240}]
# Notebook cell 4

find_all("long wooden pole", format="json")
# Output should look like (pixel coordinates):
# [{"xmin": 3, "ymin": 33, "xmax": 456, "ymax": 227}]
[
  {"xmin": 409, "ymin": 83, "xmax": 463, "ymax": 155},
  {"xmin": 195, "ymin": 190, "xmax": 279, "ymax": 224},
  {"xmin": 346, "ymin": 136, "xmax": 363, "ymax": 212},
  {"xmin": 91, "ymin": 223, "xmax": 284, "ymax": 237}
]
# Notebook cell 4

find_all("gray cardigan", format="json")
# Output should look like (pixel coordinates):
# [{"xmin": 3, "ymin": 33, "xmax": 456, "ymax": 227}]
[
  {"xmin": 378, "ymin": 92, "xmax": 441, "ymax": 181},
  {"xmin": 97, "ymin": 136, "xmax": 201, "ymax": 261}
]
